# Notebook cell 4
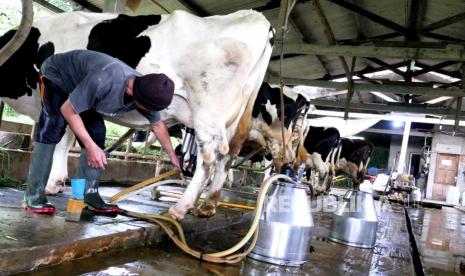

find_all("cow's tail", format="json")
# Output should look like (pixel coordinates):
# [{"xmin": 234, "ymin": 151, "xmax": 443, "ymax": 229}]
[{"xmin": 335, "ymin": 141, "xmax": 342, "ymax": 168}]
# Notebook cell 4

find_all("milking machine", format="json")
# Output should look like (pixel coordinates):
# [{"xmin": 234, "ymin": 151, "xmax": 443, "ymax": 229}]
[
  {"xmin": 328, "ymin": 189, "xmax": 378, "ymax": 248},
  {"xmin": 179, "ymin": 128, "xmax": 197, "ymax": 176},
  {"xmin": 112, "ymin": 161, "xmax": 315, "ymax": 265}
]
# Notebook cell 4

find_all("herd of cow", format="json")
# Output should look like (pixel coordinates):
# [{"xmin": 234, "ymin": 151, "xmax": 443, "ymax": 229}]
[{"xmin": 0, "ymin": 10, "xmax": 372, "ymax": 220}]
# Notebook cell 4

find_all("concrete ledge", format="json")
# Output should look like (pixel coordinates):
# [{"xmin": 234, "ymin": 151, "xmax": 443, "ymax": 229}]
[
  {"xmin": 3, "ymin": 149, "xmax": 159, "ymax": 183},
  {"xmin": 0, "ymin": 208, "xmax": 162, "ymax": 274},
  {"xmin": 0, "ymin": 204, "xmax": 251, "ymax": 274},
  {"xmin": 0, "ymin": 120, "xmax": 33, "ymax": 134}
]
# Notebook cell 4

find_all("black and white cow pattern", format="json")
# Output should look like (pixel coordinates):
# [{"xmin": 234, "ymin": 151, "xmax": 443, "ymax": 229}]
[
  {"xmin": 1, "ymin": 10, "xmax": 274, "ymax": 220},
  {"xmin": 335, "ymin": 138, "xmax": 374, "ymax": 186},
  {"xmin": 295, "ymin": 126, "xmax": 340, "ymax": 195}
]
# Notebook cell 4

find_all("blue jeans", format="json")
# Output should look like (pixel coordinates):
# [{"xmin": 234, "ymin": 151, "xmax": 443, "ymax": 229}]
[{"xmin": 36, "ymin": 77, "xmax": 106, "ymax": 149}]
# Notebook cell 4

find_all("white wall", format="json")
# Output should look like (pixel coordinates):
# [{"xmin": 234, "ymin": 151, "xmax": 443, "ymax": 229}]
[{"xmin": 388, "ymin": 136, "xmax": 425, "ymax": 173}]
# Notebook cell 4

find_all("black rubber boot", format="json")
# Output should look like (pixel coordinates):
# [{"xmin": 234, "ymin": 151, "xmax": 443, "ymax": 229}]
[
  {"xmin": 24, "ymin": 143, "xmax": 56, "ymax": 215},
  {"xmin": 77, "ymin": 149, "xmax": 119, "ymax": 213}
]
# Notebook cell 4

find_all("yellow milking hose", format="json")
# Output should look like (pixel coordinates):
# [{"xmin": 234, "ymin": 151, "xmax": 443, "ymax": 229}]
[
  {"xmin": 115, "ymin": 171, "xmax": 292, "ymax": 263},
  {"xmin": 110, "ymin": 169, "xmax": 181, "ymax": 203}
]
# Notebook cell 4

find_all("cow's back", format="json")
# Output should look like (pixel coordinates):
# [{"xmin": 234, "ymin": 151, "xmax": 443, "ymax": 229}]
[
  {"xmin": 340, "ymin": 138, "xmax": 374, "ymax": 165},
  {"xmin": 304, "ymin": 126, "xmax": 340, "ymax": 160}
]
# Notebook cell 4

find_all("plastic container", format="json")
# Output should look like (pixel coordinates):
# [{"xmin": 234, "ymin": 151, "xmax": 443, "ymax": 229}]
[
  {"xmin": 71, "ymin": 179, "xmax": 86, "ymax": 200},
  {"xmin": 446, "ymin": 186, "xmax": 460, "ymax": 206}
]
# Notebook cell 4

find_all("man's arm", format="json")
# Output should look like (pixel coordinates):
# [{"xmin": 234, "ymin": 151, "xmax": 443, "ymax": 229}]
[
  {"xmin": 60, "ymin": 99, "xmax": 107, "ymax": 169},
  {"xmin": 151, "ymin": 121, "xmax": 181, "ymax": 170}
]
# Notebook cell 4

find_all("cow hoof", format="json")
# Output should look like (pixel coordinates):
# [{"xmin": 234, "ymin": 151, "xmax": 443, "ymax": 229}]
[
  {"xmin": 45, "ymin": 182, "xmax": 64, "ymax": 195},
  {"xmin": 168, "ymin": 204, "xmax": 192, "ymax": 221},
  {"xmin": 219, "ymin": 142, "xmax": 229, "ymax": 155},
  {"xmin": 196, "ymin": 204, "xmax": 217, "ymax": 218}
]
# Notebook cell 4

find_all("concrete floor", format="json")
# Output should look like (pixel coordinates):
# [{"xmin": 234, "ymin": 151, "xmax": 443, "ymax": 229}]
[
  {"xmin": 408, "ymin": 207, "xmax": 465, "ymax": 275},
  {"xmin": 0, "ymin": 185, "xmax": 251, "ymax": 275},
  {"xmin": 1, "ymin": 185, "xmax": 464, "ymax": 275}
]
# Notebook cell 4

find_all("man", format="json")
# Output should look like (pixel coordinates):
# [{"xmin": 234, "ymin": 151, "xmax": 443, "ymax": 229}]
[{"xmin": 24, "ymin": 50, "xmax": 181, "ymax": 215}]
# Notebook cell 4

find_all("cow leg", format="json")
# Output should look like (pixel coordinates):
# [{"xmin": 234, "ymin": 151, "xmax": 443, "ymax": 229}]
[
  {"xmin": 168, "ymin": 153, "xmax": 212, "ymax": 220},
  {"xmin": 45, "ymin": 128, "xmax": 74, "ymax": 195},
  {"xmin": 197, "ymin": 157, "xmax": 229, "ymax": 217}
]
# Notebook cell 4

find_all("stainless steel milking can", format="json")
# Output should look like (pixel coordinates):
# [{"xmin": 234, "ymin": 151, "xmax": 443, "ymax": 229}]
[
  {"xmin": 328, "ymin": 190, "xmax": 378, "ymax": 248},
  {"xmin": 248, "ymin": 179, "xmax": 314, "ymax": 266}
]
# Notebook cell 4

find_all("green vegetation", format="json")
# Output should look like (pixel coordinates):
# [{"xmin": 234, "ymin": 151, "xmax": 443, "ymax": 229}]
[
  {"xmin": 2, "ymin": 104, "xmax": 34, "ymax": 124},
  {"xmin": 47, "ymin": 0, "xmax": 74, "ymax": 12},
  {"xmin": 370, "ymin": 145, "xmax": 389, "ymax": 169},
  {"xmin": 0, "ymin": 148, "xmax": 24, "ymax": 189},
  {"xmin": 0, "ymin": 0, "xmax": 58, "ymax": 35}
]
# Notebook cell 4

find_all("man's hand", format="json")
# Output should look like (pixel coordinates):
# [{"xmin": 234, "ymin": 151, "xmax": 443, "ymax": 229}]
[
  {"xmin": 60, "ymin": 100, "xmax": 107, "ymax": 169},
  {"xmin": 151, "ymin": 121, "xmax": 181, "ymax": 172},
  {"xmin": 86, "ymin": 144, "xmax": 108, "ymax": 169},
  {"xmin": 169, "ymin": 153, "xmax": 181, "ymax": 171}
]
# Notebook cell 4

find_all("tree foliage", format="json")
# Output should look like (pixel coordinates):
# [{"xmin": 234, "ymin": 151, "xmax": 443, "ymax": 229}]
[{"xmin": 0, "ymin": 0, "xmax": 74, "ymax": 35}]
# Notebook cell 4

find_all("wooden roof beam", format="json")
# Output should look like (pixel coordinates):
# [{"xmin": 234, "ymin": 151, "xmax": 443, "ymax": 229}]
[
  {"xmin": 421, "ymin": 11, "xmax": 465, "ymax": 33},
  {"xmin": 366, "ymin": 58, "xmax": 405, "ymax": 77},
  {"xmin": 422, "ymin": 32, "xmax": 465, "ymax": 43},
  {"xmin": 406, "ymin": 0, "xmax": 426, "ymax": 41},
  {"xmin": 412, "ymin": 61, "xmax": 459, "ymax": 77},
  {"xmin": 176, "ymin": 0, "xmax": 209, "ymax": 16},
  {"xmin": 310, "ymin": 99, "xmax": 464, "ymax": 116},
  {"xmin": 267, "ymin": 76, "xmax": 465, "ymax": 97},
  {"xmin": 312, "ymin": 0, "xmax": 363, "ymax": 105},
  {"xmin": 325, "ymin": 0, "xmax": 407, "ymax": 34},
  {"xmin": 321, "ymin": 61, "xmax": 408, "ymax": 80},
  {"xmin": 415, "ymin": 62, "xmax": 461, "ymax": 78},
  {"xmin": 254, "ymin": 0, "xmax": 281, "ymax": 12},
  {"xmin": 273, "ymin": 43, "xmax": 465, "ymax": 61}
]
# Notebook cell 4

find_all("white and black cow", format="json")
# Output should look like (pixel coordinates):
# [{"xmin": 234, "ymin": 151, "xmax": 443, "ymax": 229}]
[
  {"xmin": 295, "ymin": 126, "xmax": 340, "ymax": 195},
  {"xmin": 248, "ymin": 83, "xmax": 308, "ymax": 167},
  {"xmin": 0, "ymin": 10, "xmax": 274, "ymax": 220},
  {"xmin": 333, "ymin": 138, "xmax": 374, "ymax": 186},
  {"xmin": 221, "ymin": 82, "xmax": 309, "ymax": 187}
]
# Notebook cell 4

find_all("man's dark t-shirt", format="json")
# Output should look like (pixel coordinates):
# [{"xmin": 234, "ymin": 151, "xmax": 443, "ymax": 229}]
[{"xmin": 41, "ymin": 50, "xmax": 160, "ymax": 123}]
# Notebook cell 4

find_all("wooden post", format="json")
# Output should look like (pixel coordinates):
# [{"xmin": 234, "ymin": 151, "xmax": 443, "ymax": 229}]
[
  {"xmin": 154, "ymin": 159, "xmax": 162, "ymax": 177},
  {"xmin": 456, "ymin": 63, "xmax": 465, "ymax": 132},
  {"xmin": 28, "ymin": 122, "xmax": 37, "ymax": 151},
  {"xmin": 397, "ymin": 121, "xmax": 412, "ymax": 174},
  {"xmin": 0, "ymin": 101, "xmax": 4, "ymax": 128},
  {"xmin": 124, "ymin": 137, "xmax": 132, "ymax": 161}
]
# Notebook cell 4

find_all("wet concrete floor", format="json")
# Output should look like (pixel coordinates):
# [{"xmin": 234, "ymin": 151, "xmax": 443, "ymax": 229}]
[
  {"xmin": 408, "ymin": 207, "xmax": 465, "ymax": 275},
  {"xmin": 20, "ymin": 197, "xmax": 420, "ymax": 275},
  {"xmin": 3, "ymin": 184, "xmax": 464, "ymax": 275},
  {"xmin": 0, "ymin": 185, "xmax": 251, "ymax": 274}
]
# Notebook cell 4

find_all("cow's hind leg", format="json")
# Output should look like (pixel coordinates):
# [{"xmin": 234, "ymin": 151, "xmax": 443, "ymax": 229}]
[
  {"xmin": 45, "ymin": 128, "xmax": 74, "ymax": 195},
  {"xmin": 168, "ymin": 153, "xmax": 213, "ymax": 220},
  {"xmin": 197, "ymin": 157, "xmax": 230, "ymax": 217}
]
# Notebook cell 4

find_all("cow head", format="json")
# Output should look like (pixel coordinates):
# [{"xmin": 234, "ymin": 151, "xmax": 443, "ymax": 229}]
[{"xmin": 250, "ymin": 83, "xmax": 309, "ymax": 170}]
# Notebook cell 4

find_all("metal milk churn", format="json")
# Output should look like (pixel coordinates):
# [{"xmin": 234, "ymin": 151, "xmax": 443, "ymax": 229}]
[
  {"xmin": 248, "ymin": 176, "xmax": 314, "ymax": 266},
  {"xmin": 329, "ymin": 190, "xmax": 378, "ymax": 248}
]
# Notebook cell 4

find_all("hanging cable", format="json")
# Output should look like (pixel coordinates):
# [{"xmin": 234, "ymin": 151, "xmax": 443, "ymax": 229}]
[{"xmin": 278, "ymin": 0, "xmax": 298, "ymax": 167}]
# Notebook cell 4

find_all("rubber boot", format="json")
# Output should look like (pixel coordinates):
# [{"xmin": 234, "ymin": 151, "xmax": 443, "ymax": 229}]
[
  {"xmin": 24, "ymin": 143, "xmax": 56, "ymax": 215},
  {"xmin": 77, "ymin": 149, "xmax": 119, "ymax": 213}
]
